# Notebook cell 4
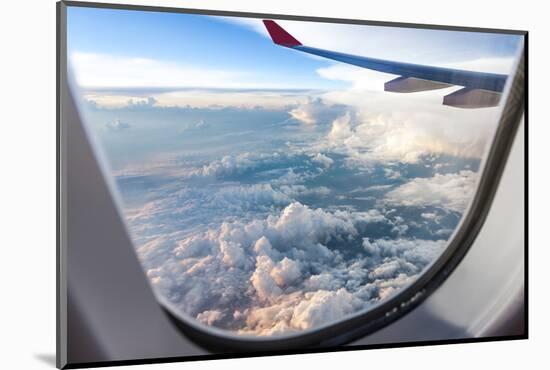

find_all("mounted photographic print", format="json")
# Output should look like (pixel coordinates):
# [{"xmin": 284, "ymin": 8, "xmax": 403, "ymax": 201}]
[{"xmin": 57, "ymin": 1, "xmax": 527, "ymax": 368}]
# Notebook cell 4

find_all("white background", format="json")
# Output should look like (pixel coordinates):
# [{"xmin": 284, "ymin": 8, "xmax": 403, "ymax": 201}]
[{"xmin": 0, "ymin": 0, "xmax": 545, "ymax": 369}]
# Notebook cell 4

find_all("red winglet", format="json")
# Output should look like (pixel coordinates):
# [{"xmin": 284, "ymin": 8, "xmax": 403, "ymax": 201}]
[{"xmin": 263, "ymin": 20, "xmax": 302, "ymax": 47}]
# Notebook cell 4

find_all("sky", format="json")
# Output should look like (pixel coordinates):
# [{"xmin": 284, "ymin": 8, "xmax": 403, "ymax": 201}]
[
  {"xmin": 67, "ymin": 5, "xmax": 522, "ymax": 337},
  {"xmin": 67, "ymin": 7, "xmax": 344, "ymax": 90},
  {"xmin": 67, "ymin": 6, "xmax": 521, "ymax": 92}
]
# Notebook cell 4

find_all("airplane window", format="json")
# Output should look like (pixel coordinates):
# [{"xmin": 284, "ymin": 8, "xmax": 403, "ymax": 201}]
[{"xmin": 67, "ymin": 6, "xmax": 524, "ymax": 340}]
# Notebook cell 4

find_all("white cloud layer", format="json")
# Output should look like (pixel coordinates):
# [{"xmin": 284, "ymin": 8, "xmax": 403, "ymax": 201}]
[
  {"xmin": 84, "ymin": 89, "xmax": 311, "ymax": 110},
  {"xmin": 134, "ymin": 193, "xmax": 447, "ymax": 335},
  {"xmin": 385, "ymin": 170, "xmax": 478, "ymax": 212},
  {"xmin": 116, "ymin": 148, "xmax": 478, "ymax": 336},
  {"xmin": 311, "ymin": 153, "xmax": 334, "ymax": 168}
]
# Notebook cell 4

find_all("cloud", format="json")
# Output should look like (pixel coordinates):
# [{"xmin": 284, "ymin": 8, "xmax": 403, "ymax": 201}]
[
  {"xmin": 317, "ymin": 64, "xmax": 391, "ymax": 92},
  {"xmin": 251, "ymin": 255, "xmax": 283, "ymax": 302},
  {"xmin": 211, "ymin": 184, "xmax": 291, "ymax": 211},
  {"xmin": 138, "ymin": 201, "xmax": 375, "ymax": 313},
  {"xmin": 385, "ymin": 170, "xmax": 478, "ymax": 212},
  {"xmin": 271, "ymin": 257, "xmax": 301, "ymax": 287},
  {"xmin": 192, "ymin": 152, "xmax": 320, "ymax": 187},
  {"xmin": 289, "ymin": 98, "xmax": 324, "ymax": 125},
  {"xmin": 279, "ymin": 185, "xmax": 331, "ymax": 198},
  {"xmin": 83, "ymin": 88, "xmax": 313, "ymax": 110},
  {"xmin": 289, "ymin": 288, "xmax": 363, "ymax": 330},
  {"xmin": 442, "ymin": 57, "xmax": 518, "ymax": 74},
  {"xmin": 369, "ymin": 238, "xmax": 448, "ymax": 266},
  {"xmin": 132, "ymin": 189, "xmax": 450, "ymax": 335},
  {"xmin": 104, "ymin": 119, "xmax": 131, "ymax": 131},
  {"xmin": 369, "ymin": 259, "xmax": 418, "ymax": 280},
  {"xmin": 200, "ymin": 152, "xmax": 290, "ymax": 178},
  {"xmin": 301, "ymin": 100, "xmax": 498, "ymax": 165},
  {"xmin": 384, "ymin": 168, "xmax": 401, "ymax": 180},
  {"xmin": 288, "ymin": 98, "xmax": 346, "ymax": 125},
  {"xmin": 196, "ymin": 310, "xmax": 223, "ymax": 326},
  {"xmin": 87, "ymin": 95, "xmax": 159, "ymax": 109},
  {"xmin": 125, "ymin": 183, "xmax": 294, "ymax": 241},
  {"xmin": 194, "ymin": 119, "xmax": 207, "ymax": 129},
  {"xmin": 311, "ymin": 153, "xmax": 334, "ymax": 168},
  {"xmin": 327, "ymin": 112, "xmax": 354, "ymax": 142},
  {"xmin": 421, "ymin": 212, "xmax": 441, "ymax": 223}
]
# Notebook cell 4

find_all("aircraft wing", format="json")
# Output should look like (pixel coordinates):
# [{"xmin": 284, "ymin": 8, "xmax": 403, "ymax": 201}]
[{"xmin": 262, "ymin": 20, "xmax": 508, "ymax": 108}]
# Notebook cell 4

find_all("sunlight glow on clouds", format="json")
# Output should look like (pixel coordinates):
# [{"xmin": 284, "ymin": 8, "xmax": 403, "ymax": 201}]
[{"xmin": 297, "ymin": 94, "xmax": 500, "ymax": 164}]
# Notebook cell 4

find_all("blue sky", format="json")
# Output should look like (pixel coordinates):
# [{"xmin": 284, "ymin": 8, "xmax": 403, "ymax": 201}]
[{"xmin": 67, "ymin": 7, "xmax": 343, "ymax": 89}]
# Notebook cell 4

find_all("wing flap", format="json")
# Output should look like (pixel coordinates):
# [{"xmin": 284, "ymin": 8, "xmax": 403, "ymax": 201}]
[
  {"xmin": 384, "ymin": 76, "xmax": 453, "ymax": 93},
  {"xmin": 443, "ymin": 88, "xmax": 501, "ymax": 109}
]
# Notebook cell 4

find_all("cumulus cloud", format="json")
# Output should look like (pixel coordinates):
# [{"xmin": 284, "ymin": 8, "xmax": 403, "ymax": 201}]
[
  {"xmin": 200, "ymin": 152, "xmax": 291, "ymax": 178},
  {"xmin": 368, "ymin": 238, "xmax": 447, "ymax": 266},
  {"xmin": 421, "ymin": 212, "xmax": 442, "ymax": 224},
  {"xmin": 311, "ymin": 153, "xmax": 334, "ymax": 168},
  {"xmin": 385, "ymin": 170, "xmax": 478, "ymax": 212},
  {"xmin": 105, "ymin": 119, "xmax": 131, "ymax": 131},
  {"xmin": 289, "ymin": 288, "xmax": 363, "ymax": 330},
  {"xmin": 288, "ymin": 98, "xmax": 345, "ymax": 125},
  {"xmin": 327, "ymin": 112, "xmax": 354, "ymax": 142},
  {"xmin": 131, "ymin": 191, "xmax": 449, "ymax": 335},
  {"xmin": 211, "ymin": 184, "xmax": 290, "ymax": 211},
  {"xmin": 197, "ymin": 310, "xmax": 223, "ymax": 326},
  {"xmin": 384, "ymin": 168, "xmax": 401, "ymax": 180},
  {"xmin": 195, "ymin": 119, "xmax": 207, "ymax": 129},
  {"xmin": 320, "ymin": 109, "xmax": 497, "ymax": 165},
  {"xmin": 140, "ymin": 202, "xmax": 368, "ymax": 315},
  {"xmin": 201, "ymin": 153, "xmax": 258, "ymax": 177},
  {"xmin": 279, "ymin": 185, "xmax": 331, "ymax": 198},
  {"xmin": 271, "ymin": 257, "xmax": 301, "ymax": 287},
  {"xmin": 251, "ymin": 255, "xmax": 283, "ymax": 302}
]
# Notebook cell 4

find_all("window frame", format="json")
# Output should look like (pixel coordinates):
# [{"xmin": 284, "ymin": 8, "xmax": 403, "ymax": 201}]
[{"xmin": 63, "ymin": 1, "xmax": 527, "ymax": 352}]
